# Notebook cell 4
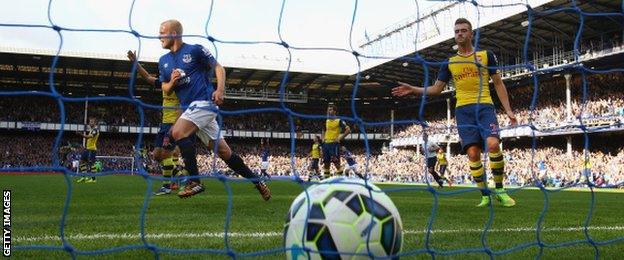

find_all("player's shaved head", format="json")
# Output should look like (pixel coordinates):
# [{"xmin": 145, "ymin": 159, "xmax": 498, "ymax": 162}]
[
  {"xmin": 161, "ymin": 19, "xmax": 183, "ymax": 36},
  {"xmin": 159, "ymin": 19, "xmax": 183, "ymax": 50}
]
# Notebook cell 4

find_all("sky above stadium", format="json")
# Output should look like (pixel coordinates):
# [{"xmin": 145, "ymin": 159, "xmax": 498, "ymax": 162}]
[{"xmin": 0, "ymin": 0, "xmax": 438, "ymax": 75}]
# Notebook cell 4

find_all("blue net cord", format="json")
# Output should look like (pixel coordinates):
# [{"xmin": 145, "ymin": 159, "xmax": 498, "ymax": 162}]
[{"xmin": 0, "ymin": 0, "xmax": 623, "ymax": 258}]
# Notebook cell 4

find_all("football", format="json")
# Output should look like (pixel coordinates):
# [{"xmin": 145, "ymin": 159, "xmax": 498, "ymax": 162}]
[{"xmin": 284, "ymin": 176, "xmax": 403, "ymax": 259}]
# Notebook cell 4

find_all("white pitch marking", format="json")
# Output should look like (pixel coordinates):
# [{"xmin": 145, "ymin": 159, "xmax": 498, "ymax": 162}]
[{"xmin": 14, "ymin": 226, "xmax": 624, "ymax": 243}]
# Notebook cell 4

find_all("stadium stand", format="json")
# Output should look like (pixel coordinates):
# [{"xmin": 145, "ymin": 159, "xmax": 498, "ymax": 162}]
[{"xmin": 2, "ymin": 0, "xmax": 624, "ymax": 258}]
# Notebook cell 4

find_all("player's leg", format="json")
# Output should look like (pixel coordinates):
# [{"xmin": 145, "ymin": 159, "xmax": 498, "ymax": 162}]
[
  {"xmin": 466, "ymin": 145, "xmax": 489, "ymax": 207},
  {"xmin": 153, "ymin": 148, "xmax": 174, "ymax": 195},
  {"xmin": 311, "ymin": 158, "xmax": 320, "ymax": 180},
  {"xmin": 85, "ymin": 151, "xmax": 97, "ymax": 183},
  {"xmin": 480, "ymin": 105, "xmax": 515, "ymax": 207},
  {"xmin": 349, "ymin": 164, "xmax": 365, "ymax": 179},
  {"xmin": 457, "ymin": 104, "xmax": 490, "ymax": 206},
  {"xmin": 153, "ymin": 124, "xmax": 174, "ymax": 195},
  {"xmin": 439, "ymin": 165, "xmax": 452, "ymax": 186},
  {"xmin": 77, "ymin": 159, "xmax": 88, "ymax": 183},
  {"xmin": 332, "ymin": 159, "xmax": 343, "ymax": 176},
  {"xmin": 426, "ymin": 157, "xmax": 443, "ymax": 188},
  {"xmin": 321, "ymin": 144, "xmax": 332, "ymax": 180},
  {"xmin": 331, "ymin": 145, "xmax": 343, "ymax": 176},
  {"xmin": 487, "ymin": 137, "xmax": 515, "ymax": 207},
  {"xmin": 196, "ymin": 112, "xmax": 271, "ymax": 201},
  {"xmin": 201, "ymin": 132, "xmax": 271, "ymax": 201},
  {"xmin": 260, "ymin": 161, "xmax": 270, "ymax": 179},
  {"xmin": 77, "ymin": 149, "xmax": 89, "ymax": 182},
  {"xmin": 72, "ymin": 160, "xmax": 79, "ymax": 174},
  {"xmin": 343, "ymin": 164, "xmax": 352, "ymax": 177},
  {"xmin": 170, "ymin": 147, "xmax": 184, "ymax": 190},
  {"xmin": 169, "ymin": 156, "xmax": 179, "ymax": 191},
  {"xmin": 171, "ymin": 117, "xmax": 202, "ymax": 198}
]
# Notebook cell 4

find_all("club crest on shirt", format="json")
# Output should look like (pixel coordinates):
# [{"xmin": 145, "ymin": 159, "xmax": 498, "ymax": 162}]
[{"xmin": 183, "ymin": 54, "xmax": 192, "ymax": 63}]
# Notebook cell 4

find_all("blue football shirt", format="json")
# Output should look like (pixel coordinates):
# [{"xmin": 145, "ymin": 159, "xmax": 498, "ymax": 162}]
[{"xmin": 158, "ymin": 43, "xmax": 218, "ymax": 106}]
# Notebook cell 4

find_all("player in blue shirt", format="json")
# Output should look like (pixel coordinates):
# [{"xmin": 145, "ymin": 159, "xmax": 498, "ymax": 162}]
[
  {"xmin": 158, "ymin": 19, "xmax": 270, "ymax": 200},
  {"xmin": 340, "ymin": 146, "xmax": 364, "ymax": 179},
  {"xmin": 260, "ymin": 138, "xmax": 270, "ymax": 179}
]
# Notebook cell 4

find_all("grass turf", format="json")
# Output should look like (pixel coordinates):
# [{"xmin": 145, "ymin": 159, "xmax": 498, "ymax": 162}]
[{"xmin": 3, "ymin": 174, "xmax": 623, "ymax": 259}]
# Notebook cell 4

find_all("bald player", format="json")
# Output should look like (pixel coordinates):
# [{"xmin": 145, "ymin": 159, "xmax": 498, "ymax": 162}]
[{"xmin": 157, "ymin": 19, "xmax": 271, "ymax": 200}]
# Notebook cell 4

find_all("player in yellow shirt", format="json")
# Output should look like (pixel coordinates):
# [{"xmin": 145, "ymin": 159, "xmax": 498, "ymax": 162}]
[
  {"xmin": 392, "ymin": 18, "xmax": 517, "ymax": 207},
  {"xmin": 309, "ymin": 135, "xmax": 322, "ymax": 180},
  {"xmin": 127, "ymin": 51, "xmax": 184, "ymax": 195},
  {"xmin": 322, "ymin": 104, "xmax": 350, "ymax": 179},
  {"xmin": 579, "ymin": 157, "xmax": 593, "ymax": 184},
  {"xmin": 76, "ymin": 117, "xmax": 100, "ymax": 183},
  {"xmin": 437, "ymin": 147, "xmax": 452, "ymax": 187}
]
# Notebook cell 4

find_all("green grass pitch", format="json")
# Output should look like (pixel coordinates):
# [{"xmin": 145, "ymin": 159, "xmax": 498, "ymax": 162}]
[{"xmin": 3, "ymin": 174, "xmax": 623, "ymax": 259}]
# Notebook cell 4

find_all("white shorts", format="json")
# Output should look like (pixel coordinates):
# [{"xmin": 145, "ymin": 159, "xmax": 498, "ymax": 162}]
[
  {"xmin": 180, "ymin": 101, "xmax": 221, "ymax": 144},
  {"xmin": 261, "ymin": 161, "xmax": 269, "ymax": 170},
  {"xmin": 344, "ymin": 163, "xmax": 358, "ymax": 171},
  {"xmin": 72, "ymin": 160, "xmax": 79, "ymax": 169}
]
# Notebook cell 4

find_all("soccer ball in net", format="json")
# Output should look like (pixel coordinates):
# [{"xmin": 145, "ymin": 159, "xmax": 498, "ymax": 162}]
[{"xmin": 284, "ymin": 176, "xmax": 403, "ymax": 259}]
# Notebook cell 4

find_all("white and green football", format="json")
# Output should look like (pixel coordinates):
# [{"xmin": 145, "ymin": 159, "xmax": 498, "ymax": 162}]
[{"xmin": 284, "ymin": 176, "xmax": 403, "ymax": 259}]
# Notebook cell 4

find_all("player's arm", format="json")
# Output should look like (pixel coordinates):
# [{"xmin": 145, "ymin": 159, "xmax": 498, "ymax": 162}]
[
  {"xmin": 85, "ymin": 128, "xmax": 99, "ymax": 139},
  {"xmin": 212, "ymin": 62, "xmax": 226, "ymax": 105},
  {"xmin": 127, "ymin": 50, "xmax": 157, "ymax": 85},
  {"xmin": 76, "ymin": 129, "xmax": 90, "ymax": 138},
  {"xmin": 338, "ymin": 121, "xmax": 351, "ymax": 142},
  {"xmin": 392, "ymin": 80, "xmax": 446, "ymax": 97},
  {"xmin": 392, "ymin": 61, "xmax": 449, "ymax": 97},
  {"xmin": 161, "ymin": 70, "xmax": 181, "ymax": 95},
  {"xmin": 194, "ymin": 44, "xmax": 226, "ymax": 105},
  {"xmin": 491, "ymin": 74, "xmax": 516, "ymax": 125},
  {"xmin": 488, "ymin": 50, "xmax": 518, "ymax": 126}
]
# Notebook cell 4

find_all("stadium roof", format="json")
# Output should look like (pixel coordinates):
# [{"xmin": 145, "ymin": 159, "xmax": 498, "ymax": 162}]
[
  {"xmin": 1, "ymin": 0, "xmax": 622, "ymax": 105},
  {"xmin": 363, "ymin": 0, "xmax": 624, "ymax": 88}
]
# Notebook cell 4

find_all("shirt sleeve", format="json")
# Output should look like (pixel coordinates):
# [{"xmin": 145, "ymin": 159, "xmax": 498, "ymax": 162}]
[
  {"xmin": 194, "ymin": 44, "xmax": 218, "ymax": 69},
  {"xmin": 436, "ymin": 60, "xmax": 451, "ymax": 83},
  {"xmin": 487, "ymin": 50, "xmax": 500, "ymax": 75},
  {"xmin": 158, "ymin": 58, "xmax": 169, "ymax": 83}
]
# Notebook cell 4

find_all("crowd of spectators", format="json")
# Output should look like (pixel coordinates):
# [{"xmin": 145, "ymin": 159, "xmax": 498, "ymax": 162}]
[
  {"xmin": 4, "ymin": 72, "xmax": 620, "ymax": 137},
  {"xmin": 0, "ymin": 134, "xmax": 136, "ymax": 171},
  {"xmin": 0, "ymin": 97, "xmax": 391, "ymax": 133},
  {"xmin": 393, "ymin": 72, "xmax": 624, "ymax": 138},
  {"xmin": 2, "ymin": 134, "xmax": 622, "ymax": 188},
  {"xmin": 2, "ymin": 63, "xmax": 623, "ymax": 189}
]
